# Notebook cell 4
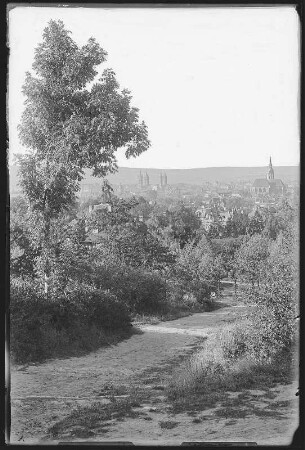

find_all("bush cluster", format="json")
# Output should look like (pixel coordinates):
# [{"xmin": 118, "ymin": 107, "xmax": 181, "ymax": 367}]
[
  {"xmin": 10, "ymin": 278, "xmax": 131, "ymax": 364},
  {"xmin": 114, "ymin": 269, "xmax": 168, "ymax": 315},
  {"xmin": 84, "ymin": 256, "xmax": 169, "ymax": 315}
]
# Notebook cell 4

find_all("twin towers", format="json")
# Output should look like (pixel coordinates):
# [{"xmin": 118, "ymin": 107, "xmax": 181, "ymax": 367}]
[{"xmin": 138, "ymin": 171, "xmax": 168, "ymax": 189}]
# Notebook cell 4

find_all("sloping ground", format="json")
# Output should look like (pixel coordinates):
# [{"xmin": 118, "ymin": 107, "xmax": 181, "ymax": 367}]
[
  {"xmin": 10, "ymin": 296, "xmax": 298, "ymax": 445},
  {"xmin": 10, "ymin": 328, "xmax": 200, "ymax": 443},
  {"xmin": 59, "ymin": 383, "xmax": 297, "ymax": 446}
]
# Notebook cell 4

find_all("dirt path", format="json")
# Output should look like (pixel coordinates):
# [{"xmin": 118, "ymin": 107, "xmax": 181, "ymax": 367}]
[{"xmin": 10, "ymin": 296, "xmax": 298, "ymax": 445}]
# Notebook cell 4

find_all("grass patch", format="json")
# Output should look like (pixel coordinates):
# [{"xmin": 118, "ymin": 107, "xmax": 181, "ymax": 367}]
[
  {"xmin": 97, "ymin": 383, "xmax": 129, "ymax": 397},
  {"xmin": 132, "ymin": 309, "xmax": 197, "ymax": 326},
  {"xmin": 225, "ymin": 419, "xmax": 238, "ymax": 425},
  {"xmin": 192, "ymin": 417, "xmax": 202, "ymax": 424},
  {"xmin": 167, "ymin": 319, "xmax": 296, "ymax": 416},
  {"xmin": 159, "ymin": 420, "xmax": 179, "ymax": 429},
  {"xmin": 169, "ymin": 329, "xmax": 294, "ymax": 397},
  {"xmin": 48, "ymin": 396, "xmax": 145, "ymax": 439},
  {"xmin": 132, "ymin": 300, "xmax": 225, "ymax": 326},
  {"xmin": 214, "ymin": 407, "xmax": 249, "ymax": 419},
  {"xmin": 169, "ymin": 354, "xmax": 293, "ymax": 412},
  {"xmin": 267, "ymin": 400, "xmax": 291, "ymax": 409}
]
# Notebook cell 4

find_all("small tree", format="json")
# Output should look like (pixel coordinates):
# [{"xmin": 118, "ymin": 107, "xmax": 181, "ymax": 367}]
[
  {"xmin": 212, "ymin": 236, "xmax": 243, "ymax": 298},
  {"xmin": 210, "ymin": 255, "xmax": 226, "ymax": 297},
  {"xmin": 168, "ymin": 204, "xmax": 202, "ymax": 248},
  {"xmin": 246, "ymin": 210, "xmax": 265, "ymax": 236},
  {"xmin": 235, "ymin": 234, "xmax": 271, "ymax": 291},
  {"xmin": 248, "ymin": 225, "xmax": 299, "ymax": 358},
  {"xmin": 17, "ymin": 20, "xmax": 150, "ymax": 296},
  {"xmin": 223, "ymin": 212, "xmax": 249, "ymax": 238},
  {"xmin": 173, "ymin": 235, "xmax": 216, "ymax": 303},
  {"xmin": 263, "ymin": 200, "xmax": 296, "ymax": 240},
  {"xmin": 208, "ymin": 218, "xmax": 227, "ymax": 238}
]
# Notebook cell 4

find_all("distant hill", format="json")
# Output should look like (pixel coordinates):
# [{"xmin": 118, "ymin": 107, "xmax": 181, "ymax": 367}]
[
  {"xmin": 9, "ymin": 164, "xmax": 299, "ymax": 193},
  {"xmin": 89, "ymin": 166, "xmax": 299, "ymax": 186}
]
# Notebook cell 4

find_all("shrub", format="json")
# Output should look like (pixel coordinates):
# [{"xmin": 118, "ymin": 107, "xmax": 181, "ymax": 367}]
[
  {"xmin": 78, "ymin": 249, "xmax": 169, "ymax": 315},
  {"xmin": 10, "ymin": 277, "xmax": 131, "ymax": 364},
  {"xmin": 61, "ymin": 282, "xmax": 131, "ymax": 330},
  {"xmin": 244, "ymin": 229, "xmax": 298, "ymax": 359},
  {"xmin": 113, "ymin": 269, "xmax": 168, "ymax": 315},
  {"xmin": 219, "ymin": 321, "xmax": 251, "ymax": 360}
]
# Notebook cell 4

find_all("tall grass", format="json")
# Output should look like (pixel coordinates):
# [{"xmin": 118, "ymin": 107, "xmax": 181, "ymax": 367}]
[{"xmin": 168, "ymin": 319, "xmax": 297, "ymax": 402}]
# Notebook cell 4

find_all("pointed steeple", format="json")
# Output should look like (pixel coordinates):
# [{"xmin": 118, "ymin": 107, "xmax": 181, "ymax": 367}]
[{"xmin": 267, "ymin": 156, "xmax": 274, "ymax": 181}]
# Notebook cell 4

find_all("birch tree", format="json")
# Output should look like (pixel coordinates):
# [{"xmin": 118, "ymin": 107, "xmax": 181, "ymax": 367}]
[{"xmin": 17, "ymin": 20, "xmax": 150, "ymax": 296}]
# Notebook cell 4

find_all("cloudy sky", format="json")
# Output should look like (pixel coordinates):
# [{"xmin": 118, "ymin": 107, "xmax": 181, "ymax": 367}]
[{"xmin": 8, "ymin": 6, "xmax": 300, "ymax": 169}]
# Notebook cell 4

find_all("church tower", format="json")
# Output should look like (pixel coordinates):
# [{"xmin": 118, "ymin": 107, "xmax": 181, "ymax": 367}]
[
  {"xmin": 266, "ymin": 156, "xmax": 274, "ymax": 181},
  {"xmin": 145, "ymin": 172, "xmax": 150, "ymax": 186},
  {"xmin": 160, "ymin": 172, "xmax": 168, "ymax": 188},
  {"xmin": 138, "ymin": 171, "xmax": 144, "ymax": 188}
]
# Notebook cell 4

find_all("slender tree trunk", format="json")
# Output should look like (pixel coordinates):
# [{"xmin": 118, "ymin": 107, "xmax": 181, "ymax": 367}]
[
  {"xmin": 43, "ymin": 212, "xmax": 51, "ymax": 299},
  {"xmin": 234, "ymin": 278, "xmax": 237, "ymax": 299},
  {"xmin": 44, "ymin": 272, "xmax": 49, "ymax": 295},
  {"xmin": 43, "ymin": 158, "xmax": 51, "ymax": 299}
]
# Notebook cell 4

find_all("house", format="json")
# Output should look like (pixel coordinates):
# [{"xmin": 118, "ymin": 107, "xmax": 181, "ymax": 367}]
[
  {"xmin": 196, "ymin": 205, "xmax": 233, "ymax": 231},
  {"xmin": 82, "ymin": 231, "xmax": 108, "ymax": 249},
  {"xmin": 89, "ymin": 202, "xmax": 112, "ymax": 213}
]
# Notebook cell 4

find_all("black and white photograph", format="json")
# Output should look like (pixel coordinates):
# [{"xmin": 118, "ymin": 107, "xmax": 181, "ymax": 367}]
[{"xmin": 7, "ymin": 4, "xmax": 300, "ymax": 445}]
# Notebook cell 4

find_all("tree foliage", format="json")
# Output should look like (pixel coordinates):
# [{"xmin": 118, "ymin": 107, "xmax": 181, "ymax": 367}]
[
  {"xmin": 173, "ymin": 235, "xmax": 218, "ymax": 302},
  {"xmin": 146, "ymin": 203, "xmax": 201, "ymax": 249},
  {"xmin": 262, "ymin": 199, "xmax": 296, "ymax": 240},
  {"xmin": 86, "ymin": 196, "xmax": 176, "ymax": 271},
  {"xmin": 10, "ymin": 196, "xmax": 41, "ymax": 277},
  {"xmin": 17, "ymin": 20, "xmax": 150, "ymax": 293},
  {"xmin": 246, "ymin": 224, "xmax": 299, "ymax": 358},
  {"xmin": 223, "ymin": 212, "xmax": 249, "ymax": 238},
  {"xmin": 235, "ymin": 234, "xmax": 271, "ymax": 287}
]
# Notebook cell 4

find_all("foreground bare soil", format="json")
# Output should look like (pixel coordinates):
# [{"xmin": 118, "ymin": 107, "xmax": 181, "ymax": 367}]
[{"xmin": 10, "ymin": 293, "xmax": 299, "ymax": 445}]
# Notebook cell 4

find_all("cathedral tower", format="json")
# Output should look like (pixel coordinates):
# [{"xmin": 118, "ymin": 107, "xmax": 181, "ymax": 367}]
[
  {"xmin": 160, "ymin": 172, "xmax": 168, "ymax": 188},
  {"xmin": 138, "ymin": 171, "xmax": 144, "ymax": 188},
  {"xmin": 160, "ymin": 172, "xmax": 164, "ymax": 187},
  {"xmin": 144, "ymin": 172, "xmax": 150, "ymax": 187},
  {"xmin": 266, "ymin": 156, "xmax": 274, "ymax": 181}
]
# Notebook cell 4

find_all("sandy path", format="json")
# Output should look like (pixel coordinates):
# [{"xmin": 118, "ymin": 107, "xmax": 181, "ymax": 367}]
[
  {"xmin": 10, "ymin": 322, "xmax": 201, "ymax": 443},
  {"xmin": 9, "ymin": 299, "xmax": 299, "ymax": 445}
]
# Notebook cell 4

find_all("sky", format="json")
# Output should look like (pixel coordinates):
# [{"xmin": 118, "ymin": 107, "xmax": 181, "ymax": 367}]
[{"xmin": 8, "ymin": 6, "xmax": 300, "ymax": 169}]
